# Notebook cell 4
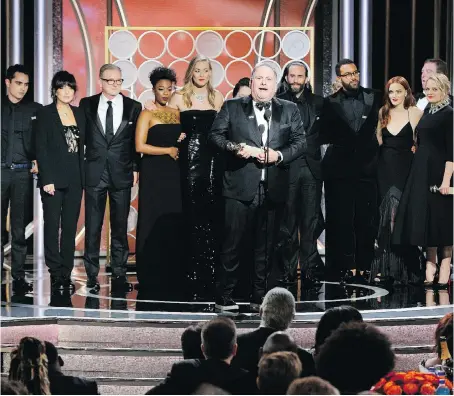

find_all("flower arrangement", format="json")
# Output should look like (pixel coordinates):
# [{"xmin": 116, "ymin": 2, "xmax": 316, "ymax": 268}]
[{"xmin": 371, "ymin": 371, "xmax": 453, "ymax": 395}]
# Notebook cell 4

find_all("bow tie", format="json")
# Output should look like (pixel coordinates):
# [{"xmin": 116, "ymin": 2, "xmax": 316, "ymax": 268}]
[{"xmin": 255, "ymin": 101, "xmax": 271, "ymax": 111}]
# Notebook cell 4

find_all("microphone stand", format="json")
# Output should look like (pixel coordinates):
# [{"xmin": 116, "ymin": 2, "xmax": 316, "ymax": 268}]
[{"xmin": 263, "ymin": 108, "xmax": 272, "ymax": 297}]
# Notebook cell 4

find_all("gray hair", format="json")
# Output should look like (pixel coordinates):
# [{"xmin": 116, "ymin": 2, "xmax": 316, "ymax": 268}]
[
  {"xmin": 260, "ymin": 287, "xmax": 296, "ymax": 330},
  {"xmin": 99, "ymin": 63, "xmax": 121, "ymax": 78},
  {"xmin": 252, "ymin": 61, "xmax": 278, "ymax": 80}
]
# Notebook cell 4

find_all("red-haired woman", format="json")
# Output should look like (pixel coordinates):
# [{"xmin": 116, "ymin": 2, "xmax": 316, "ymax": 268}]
[{"xmin": 371, "ymin": 76, "xmax": 423, "ymax": 286}]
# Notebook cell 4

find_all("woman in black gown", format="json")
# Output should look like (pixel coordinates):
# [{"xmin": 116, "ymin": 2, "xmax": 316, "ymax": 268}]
[
  {"xmin": 371, "ymin": 77, "xmax": 423, "ymax": 285},
  {"xmin": 168, "ymin": 55, "xmax": 224, "ymax": 301},
  {"xmin": 393, "ymin": 73, "xmax": 453, "ymax": 288},
  {"xmin": 135, "ymin": 67, "xmax": 185, "ymax": 299}
]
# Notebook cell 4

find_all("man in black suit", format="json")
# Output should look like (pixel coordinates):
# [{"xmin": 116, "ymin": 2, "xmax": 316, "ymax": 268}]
[
  {"xmin": 1, "ymin": 64, "xmax": 41, "ymax": 292},
  {"xmin": 231, "ymin": 287, "xmax": 315, "ymax": 377},
  {"xmin": 79, "ymin": 64, "xmax": 142, "ymax": 291},
  {"xmin": 277, "ymin": 61, "xmax": 325, "ymax": 288},
  {"xmin": 146, "ymin": 317, "xmax": 257, "ymax": 395},
  {"xmin": 320, "ymin": 59, "xmax": 381, "ymax": 283},
  {"xmin": 44, "ymin": 341, "xmax": 99, "ymax": 395},
  {"xmin": 209, "ymin": 63, "xmax": 306, "ymax": 311}
]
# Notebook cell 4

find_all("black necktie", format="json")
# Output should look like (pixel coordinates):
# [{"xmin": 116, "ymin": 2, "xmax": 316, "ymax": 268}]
[
  {"xmin": 6, "ymin": 104, "xmax": 15, "ymax": 167},
  {"xmin": 106, "ymin": 101, "xmax": 114, "ymax": 143},
  {"xmin": 255, "ymin": 101, "xmax": 271, "ymax": 111}
]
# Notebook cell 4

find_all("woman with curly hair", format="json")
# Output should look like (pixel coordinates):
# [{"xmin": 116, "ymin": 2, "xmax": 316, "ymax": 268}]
[{"xmin": 8, "ymin": 337, "xmax": 50, "ymax": 395}]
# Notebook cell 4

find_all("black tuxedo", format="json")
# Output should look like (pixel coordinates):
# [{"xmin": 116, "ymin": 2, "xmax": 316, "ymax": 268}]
[
  {"xmin": 48, "ymin": 371, "xmax": 99, "ymax": 395},
  {"xmin": 320, "ymin": 87, "xmax": 381, "ymax": 276},
  {"xmin": 232, "ymin": 327, "xmax": 316, "ymax": 377},
  {"xmin": 79, "ymin": 93, "xmax": 141, "ymax": 278},
  {"xmin": 209, "ymin": 96, "xmax": 306, "ymax": 301},
  {"xmin": 35, "ymin": 103, "xmax": 85, "ymax": 279},
  {"xmin": 146, "ymin": 358, "xmax": 258, "ymax": 395},
  {"xmin": 277, "ymin": 89, "xmax": 324, "ymax": 283}
]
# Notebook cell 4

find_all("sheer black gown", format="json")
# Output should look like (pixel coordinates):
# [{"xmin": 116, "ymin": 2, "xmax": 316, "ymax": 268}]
[
  {"xmin": 179, "ymin": 110, "xmax": 222, "ymax": 301},
  {"xmin": 371, "ymin": 121, "xmax": 422, "ymax": 285},
  {"xmin": 136, "ymin": 122, "xmax": 184, "ymax": 300}
]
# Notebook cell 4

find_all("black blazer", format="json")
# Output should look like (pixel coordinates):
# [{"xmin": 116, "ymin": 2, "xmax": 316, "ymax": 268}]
[
  {"xmin": 48, "ymin": 371, "xmax": 99, "ymax": 395},
  {"xmin": 320, "ymin": 87, "xmax": 381, "ymax": 180},
  {"xmin": 232, "ymin": 327, "xmax": 316, "ymax": 378},
  {"xmin": 209, "ymin": 96, "xmax": 306, "ymax": 203},
  {"xmin": 79, "ymin": 93, "xmax": 142, "ymax": 189},
  {"xmin": 146, "ymin": 358, "xmax": 258, "ymax": 395},
  {"xmin": 277, "ymin": 90, "xmax": 324, "ymax": 180},
  {"xmin": 35, "ymin": 103, "xmax": 85, "ymax": 188}
]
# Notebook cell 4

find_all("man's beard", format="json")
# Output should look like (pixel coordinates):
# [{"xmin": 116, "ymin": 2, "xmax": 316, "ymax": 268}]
[
  {"xmin": 290, "ymin": 83, "xmax": 304, "ymax": 94},
  {"xmin": 341, "ymin": 80, "xmax": 359, "ymax": 92}
]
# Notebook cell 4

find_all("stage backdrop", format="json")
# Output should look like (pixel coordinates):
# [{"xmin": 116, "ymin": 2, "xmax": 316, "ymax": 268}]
[{"xmin": 62, "ymin": 0, "xmax": 317, "ymax": 260}]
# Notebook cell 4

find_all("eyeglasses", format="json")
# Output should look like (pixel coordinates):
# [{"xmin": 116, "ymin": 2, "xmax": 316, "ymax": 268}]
[
  {"xmin": 423, "ymin": 87, "xmax": 440, "ymax": 93},
  {"xmin": 101, "ymin": 78, "xmax": 124, "ymax": 86},
  {"xmin": 339, "ymin": 70, "xmax": 360, "ymax": 79}
]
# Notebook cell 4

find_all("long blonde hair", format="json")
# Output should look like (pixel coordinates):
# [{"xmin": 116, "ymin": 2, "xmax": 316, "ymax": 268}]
[{"xmin": 180, "ymin": 55, "xmax": 216, "ymax": 109}]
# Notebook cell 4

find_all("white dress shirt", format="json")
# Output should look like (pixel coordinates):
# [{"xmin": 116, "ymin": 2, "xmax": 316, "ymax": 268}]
[
  {"xmin": 417, "ymin": 96, "xmax": 428, "ymax": 111},
  {"xmin": 253, "ymin": 101, "xmax": 270, "ymax": 181},
  {"xmin": 98, "ymin": 93, "xmax": 123, "ymax": 134}
]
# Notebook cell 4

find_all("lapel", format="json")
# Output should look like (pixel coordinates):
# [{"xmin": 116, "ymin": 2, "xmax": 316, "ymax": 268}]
[
  {"xmin": 241, "ymin": 97, "xmax": 262, "ymax": 146},
  {"xmin": 304, "ymin": 95, "xmax": 317, "ymax": 131},
  {"xmin": 72, "ymin": 105, "xmax": 85, "ymax": 152},
  {"xmin": 360, "ymin": 89, "xmax": 375, "ymax": 128},
  {"xmin": 111, "ymin": 94, "xmax": 132, "ymax": 142},
  {"xmin": 329, "ymin": 91, "xmax": 351, "ymax": 128},
  {"xmin": 269, "ymin": 97, "xmax": 283, "ymax": 142},
  {"xmin": 50, "ymin": 102, "xmax": 66, "ymax": 141},
  {"xmin": 89, "ymin": 93, "xmax": 106, "ymax": 140}
]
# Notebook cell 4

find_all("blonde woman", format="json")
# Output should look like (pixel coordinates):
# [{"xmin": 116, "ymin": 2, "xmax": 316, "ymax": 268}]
[
  {"xmin": 393, "ymin": 73, "xmax": 453, "ymax": 287},
  {"xmin": 168, "ymin": 55, "xmax": 223, "ymax": 301}
]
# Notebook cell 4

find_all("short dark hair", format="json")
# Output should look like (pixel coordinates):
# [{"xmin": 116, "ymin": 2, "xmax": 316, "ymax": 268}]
[
  {"xmin": 262, "ymin": 331, "xmax": 298, "ymax": 356},
  {"xmin": 5, "ymin": 64, "xmax": 30, "ymax": 81},
  {"xmin": 232, "ymin": 77, "xmax": 250, "ymax": 97},
  {"xmin": 335, "ymin": 58, "xmax": 356, "ymax": 76},
  {"xmin": 44, "ymin": 341, "xmax": 59, "ymax": 365},
  {"xmin": 315, "ymin": 322, "xmax": 395, "ymax": 394},
  {"xmin": 314, "ymin": 305, "xmax": 363, "ymax": 354},
  {"xmin": 149, "ymin": 67, "xmax": 177, "ymax": 87},
  {"xmin": 287, "ymin": 376, "xmax": 340, "ymax": 395},
  {"xmin": 281, "ymin": 61, "xmax": 309, "ymax": 82},
  {"xmin": 258, "ymin": 351, "xmax": 302, "ymax": 394},
  {"xmin": 181, "ymin": 323, "xmax": 204, "ymax": 360},
  {"xmin": 201, "ymin": 318, "xmax": 236, "ymax": 360},
  {"xmin": 51, "ymin": 70, "xmax": 77, "ymax": 99},
  {"xmin": 425, "ymin": 58, "xmax": 449, "ymax": 76},
  {"xmin": 1, "ymin": 379, "xmax": 29, "ymax": 395}
]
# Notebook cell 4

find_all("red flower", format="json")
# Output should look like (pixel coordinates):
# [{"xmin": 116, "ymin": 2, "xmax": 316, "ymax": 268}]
[
  {"xmin": 402, "ymin": 383, "xmax": 419, "ymax": 395},
  {"xmin": 420, "ymin": 383, "xmax": 436, "ymax": 395},
  {"xmin": 386, "ymin": 385, "xmax": 403, "ymax": 395}
]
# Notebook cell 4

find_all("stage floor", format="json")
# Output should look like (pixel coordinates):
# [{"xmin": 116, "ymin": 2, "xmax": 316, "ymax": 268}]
[{"xmin": 1, "ymin": 260, "xmax": 452, "ymax": 322}]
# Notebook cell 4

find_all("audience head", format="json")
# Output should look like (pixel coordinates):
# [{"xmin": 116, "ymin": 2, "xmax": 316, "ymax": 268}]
[
  {"xmin": 193, "ymin": 383, "xmax": 230, "ymax": 395},
  {"xmin": 44, "ymin": 341, "xmax": 64, "ymax": 370},
  {"xmin": 1, "ymin": 380, "xmax": 29, "ymax": 395},
  {"xmin": 51, "ymin": 70, "xmax": 77, "ymax": 104},
  {"xmin": 201, "ymin": 317, "xmax": 237, "ymax": 361},
  {"xmin": 287, "ymin": 376, "xmax": 340, "ymax": 395},
  {"xmin": 314, "ymin": 305, "xmax": 363, "ymax": 355},
  {"xmin": 335, "ymin": 58, "xmax": 360, "ymax": 92},
  {"xmin": 281, "ymin": 61, "xmax": 311, "ymax": 95},
  {"xmin": 421, "ymin": 58, "xmax": 448, "ymax": 89},
  {"xmin": 5, "ymin": 64, "xmax": 30, "ymax": 103},
  {"xmin": 181, "ymin": 323, "xmax": 205, "ymax": 360},
  {"xmin": 260, "ymin": 287, "xmax": 296, "ymax": 331},
  {"xmin": 257, "ymin": 351, "xmax": 302, "ymax": 394},
  {"xmin": 232, "ymin": 77, "xmax": 251, "ymax": 98},
  {"xmin": 251, "ymin": 61, "xmax": 278, "ymax": 102},
  {"xmin": 425, "ymin": 73, "xmax": 451, "ymax": 105},
  {"xmin": 435, "ymin": 312, "xmax": 453, "ymax": 359},
  {"xmin": 261, "ymin": 331, "xmax": 298, "ymax": 357},
  {"xmin": 99, "ymin": 63, "xmax": 123, "ymax": 98},
  {"xmin": 9, "ymin": 337, "xmax": 50, "ymax": 395},
  {"xmin": 315, "ymin": 322, "xmax": 395, "ymax": 394},
  {"xmin": 149, "ymin": 67, "xmax": 177, "ymax": 106},
  {"xmin": 182, "ymin": 55, "xmax": 216, "ymax": 108}
]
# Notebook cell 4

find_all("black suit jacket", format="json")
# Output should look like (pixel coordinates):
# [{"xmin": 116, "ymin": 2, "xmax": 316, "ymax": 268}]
[
  {"xmin": 209, "ymin": 96, "xmax": 306, "ymax": 203},
  {"xmin": 48, "ymin": 371, "xmax": 99, "ymax": 395},
  {"xmin": 277, "ymin": 90, "xmax": 324, "ymax": 180},
  {"xmin": 232, "ymin": 327, "xmax": 316, "ymax": 378},
  {"xmin": 146, "ymin": 358, "xmax": 258, "ymax": 395},
  {"xmin": 320, "ymin": 87, "xmax": 381, "ymax": 180},
  {"xmin": 79, "ymin": 93, "xmax": 142, "ymax": 189},
  {"xmin": 35, "ymin": 103, "xmax": 85, "ymax": 188}
]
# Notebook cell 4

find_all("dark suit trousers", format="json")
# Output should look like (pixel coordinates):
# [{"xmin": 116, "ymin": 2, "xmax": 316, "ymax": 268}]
[
  {"xmin": 41, "ymin": 180, "xmax": 82, "ymax": 278},
  {"xmin": 84, "ymin": 166, "xmax": 131, "ymax": 277},
  {"xmin": 1, "ymin": 168, "xmax": 32, "ymax": 279},
  {"xmin": 281, "ymin": 165, "xmax": 323, "ymax": 281},
  {"xmin": 218, "ymin": 183, "xmax": 282, "ymax": 301},
  {"xmin": 324, "ymin": 178, "xmax": 377, "ymax": 274}
]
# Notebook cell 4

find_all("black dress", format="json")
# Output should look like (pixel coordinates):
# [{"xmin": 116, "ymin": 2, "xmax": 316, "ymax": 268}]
[
  {"xmin": 135, "ymin": 123, "xmax": 184, "ymax": 300},
  {"xmin": 179, "ymin": 109, "xmax": 222, "ymax": 300},
  {"xmin": 393, "ymin": 105, "xmax": 453, "ymax": 247},
  {"xmin": 370, "ymin": 121, "xmax": 422, "ymax": 284}
]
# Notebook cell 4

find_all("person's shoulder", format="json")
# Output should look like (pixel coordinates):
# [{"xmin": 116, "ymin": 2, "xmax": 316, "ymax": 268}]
[
  {"xmin": 276, "ymin": 97, "xmax": 297, "ymax": 109},
  {"xmin": 122, "ymin": 94, "xmax": 141, "ymax": 108},
  {"xmin": 362, "ymin": 87, "xmax": 381, "ymax": 95},
  {"xmin": 408, "ymin": 105, "xmax": 423, "ymax": 116}
]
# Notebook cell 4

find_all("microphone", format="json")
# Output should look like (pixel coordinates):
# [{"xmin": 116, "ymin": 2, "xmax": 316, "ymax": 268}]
[{"xmin": 264, "ymin": 109, "xmax": 271, "ymax": 122}]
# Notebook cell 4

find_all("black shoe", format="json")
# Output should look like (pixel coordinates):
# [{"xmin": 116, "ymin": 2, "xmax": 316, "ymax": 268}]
[
  {"xmin": 61, "ymin": 276, "xmax": 75, "ymax": 291},
  {"xmin": 87, "ymin": 277, "xmax": 100, "ymax": 292},
  {"xmin": 215, "ymin": 296, "xmax": 239, "ymax": 312},
  {"xmin": 12, "ymin": 278, "xmax": 33, "ymax": 293},
  {"xmin": 111, "ymin": 276, "xmax": 132, "ymax": 292},
  {"xmin": 51, "ymin": 276, "xmax": 64, "ymax": 291},
  {"xmin": 249, "ymin": 296, "xmax": 264, "ymax": 312}
]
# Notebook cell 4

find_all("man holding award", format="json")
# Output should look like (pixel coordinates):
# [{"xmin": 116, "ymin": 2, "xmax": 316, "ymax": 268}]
[{"xmin": 209, "ymin": 62, "xmax": 306, "ymax": 312}]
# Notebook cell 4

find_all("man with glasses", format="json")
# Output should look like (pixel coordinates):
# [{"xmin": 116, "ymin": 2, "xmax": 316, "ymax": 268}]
[
  {"xmin": 79, "ymin": 64, "xmax": 142, "ymax": 292},
  {"xmin": 320, "ymin": 59, "xmax": 381, "ymax": 284},
  {"xmin": 416, "ymin": 58, "xmax": 451, "ymax": 111}
]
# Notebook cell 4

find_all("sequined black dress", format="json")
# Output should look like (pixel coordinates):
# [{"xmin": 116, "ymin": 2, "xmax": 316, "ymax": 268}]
[{"xmin": 179, "ymin": 110, "xmax": 222, "ymax": 300}]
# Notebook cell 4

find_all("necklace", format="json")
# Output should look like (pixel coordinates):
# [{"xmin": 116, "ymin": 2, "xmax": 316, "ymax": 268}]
[
  {"xmin": 57, "ymin": 106, "xmax": 70, "ymax": 117},
  {"xmin": 429, "ymin": 97, "xmax": 450, "ymax": 115},
  {"xmin": 193, "ymin": 92, "xmax": 207, "ymax": 102}
]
